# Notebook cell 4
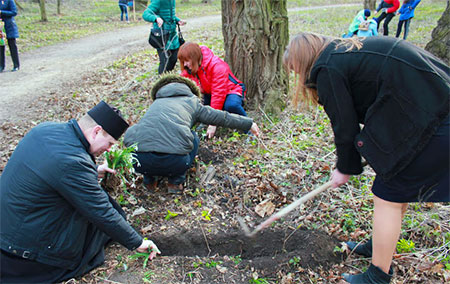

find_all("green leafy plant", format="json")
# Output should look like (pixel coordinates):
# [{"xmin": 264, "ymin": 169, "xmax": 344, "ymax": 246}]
[
  {"xmin": 288, "ymin": 256, "xmax": 301, "ymax": 267},
  {"xmin": 128, "ymin": 252, "xmax": 152, "ymax": 269},
  {"xmin": 201, "ymin": 210, "xmax": 211, "ymax": 221},
  {"xmin": 142, "ymin": 270, "xmax": 155, "ymax": 283},
  {"xmin": 205, "ymin": 260, "xmax": 222, "ymax": 268},
  {"xmin": 165, "ymin": 210, "xmax": 179, "ymax": 221},
  {"xmin": 105, "ymin": 142, "xmax": 139, "ymax": 177},
  {"xmin": 249, "ymin": 278, "xmax": 270, "ymax": 284},
  {"xmin": 396, "ymin": 239, "xmax": 416, "ymax": 253},
  {"xmin": 231, "ymin": 255, "xmax": 242, "ymax": 265}
]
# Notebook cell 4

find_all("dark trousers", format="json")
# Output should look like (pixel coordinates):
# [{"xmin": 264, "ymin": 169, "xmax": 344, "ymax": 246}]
[
  {"xmin": 0, "ymin": 192, "xmax": 125, "ymax": 283},
  {"xmin": 134, "ymin": 131, "xmax": 199, "ymax": 185},
  {"xmin": 396, "ymin": 18, "xmax": 411, "ymax": 40},
  {"xmin": 203, "ymin": 93, "xmax": 247, "ymax": 116},
  {"xmin": 119, "ymin": 4, "xmax": 128, "ymax": 21},
  {"xmin": 156, "ymin": 48, "xmax": 178, "ymax": 74},
  {"xmin": 0, "ymin": 38, "xmax": 20, "ymax": 70},
  {"xmin": 375, "ymin": 12, "xmax": 395, "ymax": 36}
]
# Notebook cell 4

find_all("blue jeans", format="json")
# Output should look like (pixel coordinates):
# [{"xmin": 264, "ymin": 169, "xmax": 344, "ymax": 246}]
[
  {"xmin": 133, "ymin": 131, "xmax": 200, "ymax": 185},
  {"xmin": 203, "ymin": 93, "xmax": 247, "ymax": 116},
  {"xmin": 396, "ymin": 18, "xmax": 411, "ymax": 40},
  {"xmin": 119, "ymin": 4, "xmax": 128, "ymax": 21}
]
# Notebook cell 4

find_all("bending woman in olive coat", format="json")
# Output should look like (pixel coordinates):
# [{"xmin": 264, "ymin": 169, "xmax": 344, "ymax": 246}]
[
  {"xmin": 284, "ymin": 32, "xmax": 449, "ymax": 284},
  {"xmin": 124, "ymin": 75, "xmax": 259, "ymax": 194}
]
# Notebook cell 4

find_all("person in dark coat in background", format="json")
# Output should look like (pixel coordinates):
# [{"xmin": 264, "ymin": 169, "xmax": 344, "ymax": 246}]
[
  {"xmin": 0, "ymin": 0, "xmax": 20, "ymax": 72},
  {"xmin": 124, "ymin": 74, "xmax": 260, "ymax": 194},
  {"xmin": 118, "ymin": 0, "xmax": 129, "ymax": 22},
  {"xmin": 284, "ymin": 32, "xmax": 449, "ymax": 284},
  {"xmin": 0, "ymin": 101, "xmax": 160, "ymax": 283}
]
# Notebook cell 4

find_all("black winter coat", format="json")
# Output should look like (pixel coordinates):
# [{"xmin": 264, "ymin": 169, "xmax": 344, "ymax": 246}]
[
  {"xmin": 307, "ymin": 36, "xmax": 449, "ymax": 180},
  {"xmin": 0, "ymin": 120, "xmax": 142, "ymax": 270}
]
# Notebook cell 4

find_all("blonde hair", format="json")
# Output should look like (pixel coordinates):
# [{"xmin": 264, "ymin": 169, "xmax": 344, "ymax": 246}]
[{"xmin": 283, "ymin": 32, "xmax": 362, "ymax": 107}]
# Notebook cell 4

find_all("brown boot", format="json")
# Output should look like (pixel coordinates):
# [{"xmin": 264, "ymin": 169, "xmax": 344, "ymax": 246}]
[
  {"xmin": 144, "ymin": 181, "xmax": 157, "ymax": 191},
  {"xmin": 167, "ymin": 183, "xmax": 183, "ymax": 194}
]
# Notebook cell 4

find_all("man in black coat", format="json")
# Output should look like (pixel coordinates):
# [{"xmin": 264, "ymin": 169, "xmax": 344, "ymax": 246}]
[{"xmin": 0, "ymin": 101, "xmax": 160, "ymax": 283}]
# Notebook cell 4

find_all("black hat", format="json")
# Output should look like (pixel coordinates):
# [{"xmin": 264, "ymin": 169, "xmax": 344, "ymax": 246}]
[{"xmin": 87, "ymin": 101, "xmax": 129, "ymax": 140}]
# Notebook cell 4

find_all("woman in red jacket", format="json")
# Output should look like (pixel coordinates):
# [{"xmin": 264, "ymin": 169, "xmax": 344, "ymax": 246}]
[
  {"xmin": 374, "ymin": 0, "xmax": 400, "ymax": 36},
  {"xmin": 178, "ymin": 42, "xmax": 247, "ymax": 138}
]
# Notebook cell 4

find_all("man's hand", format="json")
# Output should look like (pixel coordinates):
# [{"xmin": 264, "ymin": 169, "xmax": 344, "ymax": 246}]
[
  {"xmin": 178, "ymin": 20, "xmax": 186, "ymax": 26},
  {"xmin": 207, "ymin": 125, "xmax": 217, "ymax": 139},
  {"xmin": 137, "ymin": 239, "xmax": 161, "ymax": 260},
  {"xmin": 156, "ymin": 17, "xmax": 163, "ymax": 27},
  {"xmin": 330, "ymin": 169, "xmax": 351, "ymax": 188},
  {"xmin": 250, "ymin": 123, "xmax": 260, "ymax": 137},
  {"xmin": 97, "ymin": 161, "xmax": 116, "ymax": 179}
]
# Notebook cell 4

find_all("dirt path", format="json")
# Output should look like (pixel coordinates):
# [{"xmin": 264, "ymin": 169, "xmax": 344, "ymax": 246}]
[{"xmin": 0, "ymin": 3, "xmax": 358, "ymax": 124}]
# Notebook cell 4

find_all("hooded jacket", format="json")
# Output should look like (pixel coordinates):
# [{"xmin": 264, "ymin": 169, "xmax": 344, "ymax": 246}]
[
  {"xmin": 398, "ymin": 0, "xmax": 421, "ymax": 21},
  {"xmin": 181, "ymin": 46, "xmax": 246, "ymax": 110},
  {"xmin": 377, "ymin": 0, "xmax": 400, "ymax": 14},
  {"xmin": 307, "ymin": 36, "xmax": 449, "ymax": 180},
  {"xmin": 0, "ymin": 0, "xmax": 19, "ymax": 39},
  {"xmin": 124, "ymin": 75, "xmax": 253, "ymax": 154},
  {"xmin": 0, "ymin": 120, "xmax": 142, "ymax": 270}
]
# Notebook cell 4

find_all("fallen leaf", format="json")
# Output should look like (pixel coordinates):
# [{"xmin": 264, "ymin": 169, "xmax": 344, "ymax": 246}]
[{"xmin": 255, "ymin": 199, "xmax": 275, "ymax": 217}]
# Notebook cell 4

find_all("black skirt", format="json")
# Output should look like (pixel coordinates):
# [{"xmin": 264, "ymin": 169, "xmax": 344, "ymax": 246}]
[{"xmin": 372, "ymin": 116, "xmax": 449, "ymax": 203}]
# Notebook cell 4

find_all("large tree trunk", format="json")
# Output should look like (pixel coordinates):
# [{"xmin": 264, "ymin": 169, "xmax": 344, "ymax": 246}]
[
  {"xmin": 425, "ymin": 0, "xmax": 449, "ymax": 64},
  {"xmin": 364, "ymin": 0, "xmax": 376, "ymax": 10},
  {"xmin": 221, "ymin": 0, "xmax": 289, "ymax": 114},
  {"xmin": 39, "ymin": 0, "xmax": 48, "ymax": 22}
]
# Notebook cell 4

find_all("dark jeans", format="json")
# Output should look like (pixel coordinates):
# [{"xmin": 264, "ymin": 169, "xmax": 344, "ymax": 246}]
[
  {"xmin": 134, "ymin": 131, "xmax": 199, "ymax": 185},
  {"xmin": 375, "ymin": 12, "xmax": 395, "ymax": 36},
  {"xmin": 156, "ymin": 48, "xmax": 178, "ymax": 74},
  {"xmin": 0, "ymin": 38, "xmax": 20, "ymax": 70},
  {"xmin": 203, "ymin": 93, "xmax": 247, "ymax": 116},
  {"xmin": 396, "ymin": 18, "xmax": 411, "ymax": 40},
  {"xmin": 119, "ymin": 4, "xmax": 128, "ymax": 21}
]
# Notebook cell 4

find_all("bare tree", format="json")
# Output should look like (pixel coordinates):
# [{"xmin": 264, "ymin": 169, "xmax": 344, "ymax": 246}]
[
  {"xmin": 364, "ymin": 0, "xmax": 376, "ymax": 10},
  {"xmin": 57, "ymin": 0, "xmax": 61, "ymax": 15},
  {"xmin": 221, "ymin": 0, "xmax": 289, "ymax": 114},
  {"xmin": 425, "ymin": 0, "xmax": 449, "ymax": 64},
  {"xmin": 39, "ymin": 0, "xmax": 48, "ymax": 22}
]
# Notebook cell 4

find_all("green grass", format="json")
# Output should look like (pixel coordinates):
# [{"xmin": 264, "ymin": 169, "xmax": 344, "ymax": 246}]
[{"xmin": 288, "ymin": 0, "xmax": 447, "ymax": 48}]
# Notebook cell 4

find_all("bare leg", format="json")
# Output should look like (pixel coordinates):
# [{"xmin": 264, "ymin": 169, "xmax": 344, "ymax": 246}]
[{"xmin": 372, "ymin": 195, "xmax": 405, "ymax": 273}]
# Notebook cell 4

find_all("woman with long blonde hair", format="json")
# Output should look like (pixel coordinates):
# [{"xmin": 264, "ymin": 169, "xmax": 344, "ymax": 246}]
[{"xmin": 284, "ymin": 32, "xmax": 449, "ymax": 284}]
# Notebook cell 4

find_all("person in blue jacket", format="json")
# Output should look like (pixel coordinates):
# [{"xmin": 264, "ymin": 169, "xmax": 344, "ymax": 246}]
[
  {"xmin": 396, "ymin": 0, "xmax": 421, "ymax": 39},
  {"xmin": 0, "ymin": 0, "xmax": 20, "ymax": 72},
  {"xmin": 357, "ymin": 18, "xmax": 379, "ymax": 37},
  {"xmin": 0, "ymin": 101, "xmax": 160, "ymax": 283},
  {"xmin": 118, "ymin": 0, "xmax": 129, "ymax": 22}
]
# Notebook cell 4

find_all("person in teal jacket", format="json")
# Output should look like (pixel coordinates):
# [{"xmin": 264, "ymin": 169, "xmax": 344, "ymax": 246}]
[
  {"xmin": 343, "ymin": 9, "xmax": 371, "ymax": 38},
  {"xmin": 395, "ymin": 0, "xmax": 421, "ymax": 40},
  {"xmin": 357, "ymin": 19, "xmax": 379, "ymax": 37},
  {"xmin": 143, "ymin": 0, "xmax": 186, "ymax": 74}
]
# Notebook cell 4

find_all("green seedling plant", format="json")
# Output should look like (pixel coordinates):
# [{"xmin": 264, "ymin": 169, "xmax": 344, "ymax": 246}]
[
  {"xmin": 249, "ymin": 278, "xmax": 270, "ymax": 284},
  {"xmin": 231, "ymin": 255, "xmax": 242, "ymax": 265},
  {"xmin": 165, "ymin": 210, "xmax": 179, "ymax": 221},
  {"xmin": 142, "ymin": 271, "xmax": 155, "ymax": 283},
  {"xmin": 396, "ymin": 239, "xmax": 416, "ymax": 253},
  {"xmin": 104, "ymin": 142, "xmax": 139, "ymax": 190},
  {"xmin": 201, "ymin": 210, "xmax": 212, "ymax": 221},
  {"xmin": 288, "ymin": 256, "xmax": 301, "ymax": 267},
  {"xmin": 128, "ymin": 238, "xmax": 159, "ymax": 269}
]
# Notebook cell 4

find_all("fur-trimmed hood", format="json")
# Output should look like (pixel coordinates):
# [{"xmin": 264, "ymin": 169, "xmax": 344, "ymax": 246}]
[{"xmin": 151, "ymin": 74, "xmax": 201, "ymax": 101}]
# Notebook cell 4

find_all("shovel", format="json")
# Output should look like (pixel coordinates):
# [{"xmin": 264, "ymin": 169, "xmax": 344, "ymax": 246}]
[
  {"xmin": 239, "ymin": 162, "xmax": 368, "ymax": 237},
  {"xmin": 239, "ymin": 180, "xmax": 333, "ymax": 237}
]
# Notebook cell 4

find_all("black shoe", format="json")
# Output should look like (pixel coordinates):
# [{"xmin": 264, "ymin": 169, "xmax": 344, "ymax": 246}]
[
  {"xmin": 11, "ymin": 67, "xmax": 19, "ymax": 72},
  {"xmin": 347, "ymin": 239, "xmax": 372, "ymax": 257},
  {"xmin": 343, "ymin": 264, "xmax": 393, "ymax": 284}
]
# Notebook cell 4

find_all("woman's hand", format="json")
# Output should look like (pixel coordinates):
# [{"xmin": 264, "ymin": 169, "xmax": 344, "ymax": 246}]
[
  {"xmin": 97, "ymin": 161, "xmax": 116, "ymax": 179},
  {"xmin": 330, "ymin": 169, "xmax": 351, "ymax": 188},
  {"xmin": 178, "ymin": 20, "xmax": 186, "ymax": 26},
  {"xmin": 250, "ymin": 123, "xmax": 260, "ymax": 136},
  {"xmin": 156, "ymin": 17, "xmax": 163, "ymax": 27},
  {"xmin": 137, "ymin": 239, "xmax": 161, "ymax": 260},
  {"xmin": 207, "ymin": 125, "xmax": 217, "ymax": 138}
]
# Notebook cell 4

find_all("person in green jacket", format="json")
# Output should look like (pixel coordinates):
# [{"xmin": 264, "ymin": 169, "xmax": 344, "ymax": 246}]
[
  {"xmin": 124, "ymin": 75, "xmax": 260, "ymax": 194},
  {"xmin": 343, "ymin": 9, "xmax": 371, "ymax": 38},
  {"xmin": 143, "ymin": 0, "xmax": 186, "ymax": 74}
]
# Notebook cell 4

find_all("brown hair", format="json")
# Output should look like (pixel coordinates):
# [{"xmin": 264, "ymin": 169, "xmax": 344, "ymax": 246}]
[
  {"xmin": 178, "ymin": 42, "xmax": 203, "ymax": 75},
  {"xmin": 283, "ymin": 32, "xmax": 362, "ymax": 107}
]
